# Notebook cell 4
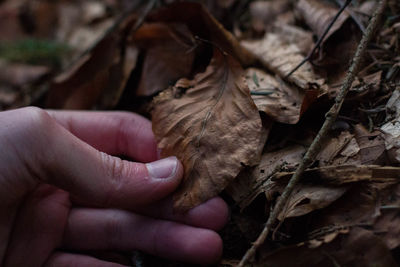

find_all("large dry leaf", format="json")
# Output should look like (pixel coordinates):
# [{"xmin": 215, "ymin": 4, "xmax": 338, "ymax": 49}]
[
  {"xmin": 245, "ymin": 68, "xmax": 319, "ymax": 124},
  {"xmin": 241, "ymin": 33, "xmax": 327, "ymax": 93},
  {"xmin": 152, "ymin": 49, "xmax": 263, "ymax": 212}
]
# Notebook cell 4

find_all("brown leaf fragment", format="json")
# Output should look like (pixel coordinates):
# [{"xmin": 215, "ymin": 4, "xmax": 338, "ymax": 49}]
[
  {"xmin": 381, "ymin": 88, "xmax": 400, "ymax": 164},
  {"xmin": 47, "ymin": 15, "xmax": 138, "ymax": 109},
  {"xmin": 256, "ymin": 228, "xmax": 397, "ymax": 267},
  {"xmin": 295, "ymin": 0, "xmax": 361, "ymax": 79},
  {"xmin": 354, "ymin": 124, "xmax": 387, "ymax": 165},
  {"xmin": 245, "ymin": 68, "xmax": 319, "ymax": 124},
  {"xmin": 148, "ymin": 2, "xmax": 256, "ymax": 66},
  {"xmin": 130, "ymin": 22, "xmax": 196, "ymax": 97},
  {"xmin": 277, "ymin": 185, "xmax": 348, "ymax": 221},
  {"xmin": 0, "ymin": 61, "xmax": 50, "ymax": 87},
  {"xmin": 249, "ymin": 0, "xmax": 291, "ymax": 33},
  {"xmin": 152, "ymin": 49, "xmax": 263, "ymax": 212},
  {"xmin": 241, "ymin": 33, "xmax": 327, "ymax": 93},
  {"xmin": 273, "ymin": 165, "xmax": 400, "ymax": 186},
  {"xmin": 296, "ymin": 0, "xmax": 349, "ymax": 43},
  {"xmin": 316, "ymin": 131, "xmax": 354, "ymax": 166},
  {"xmin": 227, "ymin": 145, "xmax": 305, "ymax": 210}
]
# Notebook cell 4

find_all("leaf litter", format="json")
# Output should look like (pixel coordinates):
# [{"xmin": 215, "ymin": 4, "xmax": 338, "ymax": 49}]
[{"xmin": 1, "ymin": 0, "xmax": 400, "ymax": 266}]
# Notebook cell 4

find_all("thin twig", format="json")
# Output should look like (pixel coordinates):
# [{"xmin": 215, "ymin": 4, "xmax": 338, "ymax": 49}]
[
  {"xmin": 238, "ymin": 1, "xmax": 387, "ymax": 266},
  {"xmin": 285, "ymin": 0, "xmax": 352, "ymax": 79}
]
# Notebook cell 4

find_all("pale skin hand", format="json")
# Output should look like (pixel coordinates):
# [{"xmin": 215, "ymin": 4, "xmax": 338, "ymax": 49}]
[{"xmin": 0, "ymin": 107, "xmax": 228, "ymax": 267}]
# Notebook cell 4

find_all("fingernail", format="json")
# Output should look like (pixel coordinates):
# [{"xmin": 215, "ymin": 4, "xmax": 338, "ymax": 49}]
[{"xmin": 146, "ymin": 156, "xmax": 178, "ymax": 179}]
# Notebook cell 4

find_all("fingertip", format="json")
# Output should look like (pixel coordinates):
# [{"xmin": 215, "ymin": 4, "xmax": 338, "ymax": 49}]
[
  {"xmin": 187, "ymin": 229, "xmax": 223, "ymax": 265},
  {"xmin": 186, "ymin": 197, "xmax": 229, "ymax": 230}
]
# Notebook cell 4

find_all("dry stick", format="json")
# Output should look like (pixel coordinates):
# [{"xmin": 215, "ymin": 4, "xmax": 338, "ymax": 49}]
[
  {"xmin": 285, "ymin": 0, "xmax": 352, "ymax": 79},
  {"xmin": 238, "ymin": 0, "xmax": 387, "ymax": 266}
]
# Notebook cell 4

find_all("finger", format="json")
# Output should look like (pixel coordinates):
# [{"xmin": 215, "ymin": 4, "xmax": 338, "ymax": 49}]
[
  {"xmin": 47, "ymin": 110, "xmax": 158, "ymax": 162},
  {"xmin": 44, "ymin": 252, "xmax": 127, "ymax": 267},
  {"xmin": 4, "ymin": 107, "xmax": 183, "ymax": 208},
  {"xmin": 63, "ymin": 208, "xmax": 223, "ymax": 265},
  {"xmin": 137, "ymin": 197, "xmax": 229, "ymax": 231},
  {"xmin": 3, "ymin": 185, "xmax": 70, "ymax": 267}
]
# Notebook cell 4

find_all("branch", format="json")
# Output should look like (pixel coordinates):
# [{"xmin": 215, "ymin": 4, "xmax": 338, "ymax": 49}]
[
  {"xmin": 285, "ymin": 0, "xmax": 352, "ymax": 79},
  {"xmin": 238, "ymin": 0, "xmax": 387, "ymax": 266}
]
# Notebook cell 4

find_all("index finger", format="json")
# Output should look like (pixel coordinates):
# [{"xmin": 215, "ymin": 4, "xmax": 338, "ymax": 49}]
[{"xmin": 47, "ymin": 111, "xmax": 158, "ymax": 163}]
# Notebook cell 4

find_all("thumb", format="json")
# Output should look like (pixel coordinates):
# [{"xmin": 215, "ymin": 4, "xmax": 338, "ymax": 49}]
[{"xmin": 5, "ymin": 107, "xmax": 183, "ymax": 208}]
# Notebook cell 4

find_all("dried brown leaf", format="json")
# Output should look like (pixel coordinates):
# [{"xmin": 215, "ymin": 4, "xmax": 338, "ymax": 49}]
[
  {"xmin": 227, "ymin": 145, "xmax": 305, "ymax": 210},
  {"xmin": 277, "ymin": 185, "xmax": 348, "ymax": 220},
  {"xmin": 152, "ymin": 49, "xmax": 263, "ymax": 212},
  {"xmin": 130, "ymin": 22, "xmax": 196, "ymax": 97},
  {"xmin": 256, "ymin": 228, "xmax": 397, "ymax": 267},
  {"xmin": 0, "ymin": 61, "xmax": 49, "ymax": 87},
  {"xmin": 148, "ymin": 2, "xmax": 256, "ymax": 66},
  {"xmin": 47, "ymin": 15, "xmax": 138, "ymax": 109},
  {"xmin": 296, "ymin": 0, "xmax": 349, "ymax": 42},
  {"xmin": 241, "ymin": 33, "xmax": 327, "ymax": 93},
  {"xmin": 245, "ymin": 68, "xmax": 319, "ymax": 124}
]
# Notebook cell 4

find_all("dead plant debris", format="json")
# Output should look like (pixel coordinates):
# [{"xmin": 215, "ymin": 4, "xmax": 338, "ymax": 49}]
[{"xmin": 1, "ymin": 0, "xmax": 400, "ymax": 266}]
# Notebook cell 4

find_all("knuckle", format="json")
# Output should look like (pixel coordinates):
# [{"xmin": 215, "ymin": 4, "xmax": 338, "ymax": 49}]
[
  {"xmin": 21, "ymin": 106, "xmax": 52, "ymax": 134},
  {"xmin": 100, "ymin": 152, "xmax": 126, "ymax": 207}
]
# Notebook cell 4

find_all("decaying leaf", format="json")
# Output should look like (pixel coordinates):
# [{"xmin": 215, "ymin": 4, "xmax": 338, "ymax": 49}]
[
  {"xmin": 152, "ymin": 49, "xmax": 263, "ymax": 211},
  {"xmin": 245, "ymin": 68, "xmax": 319, "ymax": 124},
  {"xmin": 273, "ymin": 165, "xmax": 400, "ymax": 185},
  {"xmin": 256, "ymin": 228, "xmax": 397, "ymax": 267},
  {"xmin": 130, "ymin": 22, "xmax": 196, "ymax": 96},
  {"xmin": 381, "ymin": 88, "xmax": 400, "ymax": 164},
  {"xmin": 249, "ymin": 0, "xmax": 291, "ymax": 33},
  {"xmin": 296, "ymin": 0, "xmax": 350, "ymax": 44},
  {"xmin": 47, "ymin": 15, "xmax": 138, "ymax": 109},
  {"xmin": 227, "ymin": 145, "xmax": 305, "ymax": 210},
  {"xmin": 0, "ymin": 61, "xmax": 50, "ymax": 87},
  {"xmin": 241, "ymin": 33, "xmax": 327, "ymax": 93},
  {"xmin": 148, "ymin": 2, "xmax": 256, "ymax": 66},
  {"xmin": 277, "ymin": 185, "xmax": 348, "ymax": 221},
  {"xmin": 317, "ymin": 131, "xmax": 354, "ymax": 166}
]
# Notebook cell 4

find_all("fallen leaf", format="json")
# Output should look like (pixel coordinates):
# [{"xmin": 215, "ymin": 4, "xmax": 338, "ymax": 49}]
[
  {"xmin": 245, "ymin": 68, "xmax": 319, "ymax": 124},
  {"xmin": 227, "ymin": 145, "xmax": 305, "ymax": 210},
  {"xmin": 249, "ymin": 0, "xmax": 291, "ymax": 33},
  {"xmin": 354, "ymin": 124, "xmax": 387, "ymax": 165},
  {"xmin": 256, "ymin": 228, "xmax": 397, "ymax": 267},
  {"xmin": 47, "ymin": 15, "xmax": 138, "ymax": 109},
  {"xmin": 273, "ymin": 165, "xmax": 400, "ymax": 185},
  {"xmin": 241, "ymin": 33, "xmax": 327, "ymax": 93},
  {"xmin": 130, "ymin": 22, "xmax": 196, "ymax": 96},
  {"xmin": 381, "ymin": 88, "xmax": 400, "ymax": 164},
  {"xmin": 0, "ymin": 61, "xmax": 50, "ymax": 87},
  {"xmin": 147, "ymin": 2, "xmax": 256, "ymax": 66},
  {"xmin": 152, "ymin": 49, "xmax": 263, "ymax": 212},
  {"xmin": 316, "ymin": 131, "xmax": 354, "ymax": 166},
  {"xmin": 277, "ymin": 185, "xmax": 348, "ymax": 220},
  {"xmin": 296, "ymin": 0, "xmax": 350, "ymax": 44}
]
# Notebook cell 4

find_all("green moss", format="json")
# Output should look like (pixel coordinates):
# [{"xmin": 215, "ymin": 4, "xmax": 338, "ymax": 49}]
[{"xmin": 0, "ymin": 39, "xmax": 70, "ymax": 67}]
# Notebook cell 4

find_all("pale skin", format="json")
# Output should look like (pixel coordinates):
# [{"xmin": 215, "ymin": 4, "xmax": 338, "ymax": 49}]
[{"xmin": 0, "ymin": 107, "xmax": 229, "ymax": 266}]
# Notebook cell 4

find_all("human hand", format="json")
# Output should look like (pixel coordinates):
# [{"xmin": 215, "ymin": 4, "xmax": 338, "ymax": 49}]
[{"xmin": 0, "ymin": 107, "xmax": 228, "ymax": 266}]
